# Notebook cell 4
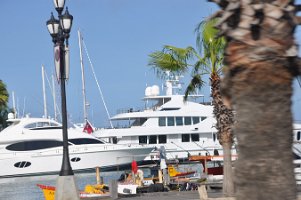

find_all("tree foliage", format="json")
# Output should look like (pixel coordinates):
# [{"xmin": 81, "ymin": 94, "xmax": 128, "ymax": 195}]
[{"xmin": 0, "ymin": 80, "xmax": 9, "ymax": 131}]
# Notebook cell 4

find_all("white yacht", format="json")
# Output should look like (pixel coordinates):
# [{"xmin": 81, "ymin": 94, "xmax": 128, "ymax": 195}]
[
  {"xmin": 0, "ymin": 115, "xmax": 154, "ymax": 178},
  {"xmin": 93, "ymin": 73, "xmax": 301, "ymax": 161},
  {"xmin": 93, "ymin": 74, "xmax": 232, "ymax": 161}
]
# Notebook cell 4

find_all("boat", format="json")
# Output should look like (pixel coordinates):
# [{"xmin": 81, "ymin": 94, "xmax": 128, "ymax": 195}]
[
  {"xmin": 37, "ymin": 184, "xmax": 111, "ymax": 200},
  {"xmin": 0, "ymin": 115, "xmax": 154, "ymax": 178},
  {"xmin": 92, "ymin": 71, "xmax": 301, "ymax": 162},
  {"xmin": 167, "ymin": 165, "xmax": 196, "ymax": 178},
  {"xmin": 93, "ymin": 72, "xmax": 235, "ymax": 161}
]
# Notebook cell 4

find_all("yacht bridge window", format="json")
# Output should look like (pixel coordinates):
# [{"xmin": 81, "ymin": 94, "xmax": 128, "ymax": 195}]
[
  {"xmin": 184, "ymin": 117, "xmax": 192, "ymax": 125},
  {"xmin": 132, "ymin": 118, "xmax": 147, "ymax": 126},
  {"xmin": 6, "ymin": 140, "xmax": 64, "ymax": 151},
  {"xmin": 181, "ymin": 133, "xmax": 201, "ymax": 142},
  {"xmin": 149, "ymin": 135, "xmax": 157, "ymax": 144},
  {"xmin": 158, "ymin": 135, "xmax": 167, "ymax": 144},
  {"xmin": 182, "ymin": 134, "xmax": 190, "ymax": 142},
  {"xmin": 176, "ymin": 117, "xmax": 183, "ymax": 126},
  {"xmin": 138, "ymin": 135, "xmax": 167, "ymax": 144},
  {"xmin": 167, "ymin": 117, "xmax": 175, "ymax": 126},
  {"xmin": 139, "ymin": 136, "xmax": 147, "ymax": 144},
  {"xmin": 159, "ymin": 117, "xmax": 166, "ymax": 126},
  {"xmin": 191, "ymin": 134, "xmax": 200, "ymax": 142},
  {"xmin": 159, "ymin": 116, "xmax": 203, "ymax": 127},
  {"xmin": 192, "ymin": 117, "xmax": 200, "ymax": 124}
]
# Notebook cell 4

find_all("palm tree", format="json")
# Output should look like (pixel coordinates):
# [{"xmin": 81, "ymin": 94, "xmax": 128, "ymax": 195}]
[
  {"xmin": 0, "ymin": 80, "xmax": 9, "ymax": 108},
  {"xmin": 148, "ymin": 18, "xmax": 235, "ymax": 196},
  {"xmin": 210, "ymin": 0, "xmax": 299, "ymax": 199},
  {"xmin": 0, "ymin": 80, "xmax": 9, "ymax": 130},
  {"xmin": 195, "ymin": 18, "xmax": 235, "ymax": 196}
]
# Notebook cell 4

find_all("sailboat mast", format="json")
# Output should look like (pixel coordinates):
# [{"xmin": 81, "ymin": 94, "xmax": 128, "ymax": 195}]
[
  {"xmin": 52, "ymin": 75, "xmax": 57, "ymax": 121},
  {"xmin": 42, "ymin": 65, "xmax": 48, "ymax": 118},
  {"xmin": 78, "ymin": 30, "xmax": 88, "ymax": 122}
]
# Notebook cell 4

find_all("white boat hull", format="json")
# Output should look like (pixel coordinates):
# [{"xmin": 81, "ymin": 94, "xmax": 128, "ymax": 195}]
[{"xmin": 0, "ymin": 144, "xmax": 153, "ymax": 178}]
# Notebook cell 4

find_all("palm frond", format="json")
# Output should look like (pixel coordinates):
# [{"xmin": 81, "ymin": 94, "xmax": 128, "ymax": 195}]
[
  {"xmin": 148, "ymin": 46, "xmax": 199, "ymax": 78},
  {"xmin": 184, "ymin": 74, "xmax": 205, "ymax": 100}
]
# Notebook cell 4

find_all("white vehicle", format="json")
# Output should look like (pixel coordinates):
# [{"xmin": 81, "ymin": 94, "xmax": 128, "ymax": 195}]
[
  {"xmin": 93, "ymin": 74, "xmax": 233, "ymax": 161},
  {"xmin": 0, "ymin": 115, "xmax": 154, "ymax": 178}
]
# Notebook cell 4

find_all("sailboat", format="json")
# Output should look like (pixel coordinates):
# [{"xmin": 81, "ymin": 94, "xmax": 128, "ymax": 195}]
[{"xmin": 77, "ymin": 30, "xmax": 113, "ymax": 133}]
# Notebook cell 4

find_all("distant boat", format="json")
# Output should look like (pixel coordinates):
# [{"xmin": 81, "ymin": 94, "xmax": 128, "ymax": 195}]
[
  {"xmin": 167, "ymin": 165, "xmax": 196, "ymax": 177},
  {"xmin": 0, "ymin": 115, "xmax": 154, "ymax": 178}
]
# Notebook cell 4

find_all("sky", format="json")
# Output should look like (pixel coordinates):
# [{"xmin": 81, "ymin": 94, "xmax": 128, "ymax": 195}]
[{"xmin": 1, "ymin": 0, "xmax": 301, "ymax": 128}]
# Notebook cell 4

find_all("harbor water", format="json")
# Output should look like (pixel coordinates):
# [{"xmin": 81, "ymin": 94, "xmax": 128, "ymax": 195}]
[{"xmin": 0, "ymin": 171, "xmax": 123, "ymax": 200}]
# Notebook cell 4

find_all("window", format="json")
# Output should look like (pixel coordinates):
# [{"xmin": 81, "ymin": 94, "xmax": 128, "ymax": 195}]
[
  {"xmin": 176, "ymin": 117, "xmax": 183, "ymax": 126},
  {"xmin": 201, "ymin": 117, "xmax": 207, "ymax": 121},
  {"xmin": 160, "ymin": 108, "xmax": 180, "ymax": 111},
  {"xmin": 181, "ymin": 134, "xmax": 190, "ymax": 142},
  {"xmin": 213, "ymin": 133, "xmax": 216, "ymax": 142},
  {"xmin": 6, "ymin": 140, "xmax": 64, "ymax": 151},
  {"xmin": 167, "ymin": 117, "xmax": 175, "ymax": 126},
  {"xmin": 192, "ymin": 117, "xmax": 200, "ymax": 124},
  {"xmin": 184, "ymin": 117, "xmax": 191, "ymax": 125},
  {"xmin": 112, "ymin": 137, "xmax": 118, "ymax": 144},
  {"xmin": 69, "ymin": 138, "xmax": 104, "ymax": 145},
  {"xmin": 158, "ymin": 117, "xmax": 166, "ymax": 127},
  {"xmin": 191, "ymin": 134, "xmax": 199, "ymax": 142},
  {"xmin": 297, "ymin": 131, "xmax": 301, "ymax": 141},
  {"xmin": 25, "ymin": 122, "xmax": 60, "ymax": 129},
  {"xmin": 132, "ymin": 118, "xmax": 147, "ymax": 126},
  {"xmin": 158, "ymin": 135, "xmax": 167, "ymax": 144},
  {"xmin": 139, "ymin": 136, "xmax": 147, "ymax": 144},
  {"xmin": 149, "ymin": 135, "xmax": 157, "ymax": 144}
]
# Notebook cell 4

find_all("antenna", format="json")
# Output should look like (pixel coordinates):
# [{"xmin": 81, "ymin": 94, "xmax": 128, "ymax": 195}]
[{"xmin": 22, "ymin": 97, "xmax": 26, "ymax": 118}]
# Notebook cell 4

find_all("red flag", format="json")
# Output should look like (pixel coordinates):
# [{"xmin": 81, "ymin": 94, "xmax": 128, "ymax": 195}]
[
  {"xmin": 131, "ymin": 160, "xmax": 138, "ymax": 174},
  {"xmin": 83, "ymin": 121, "xmax": 93, "ymax": 134}
]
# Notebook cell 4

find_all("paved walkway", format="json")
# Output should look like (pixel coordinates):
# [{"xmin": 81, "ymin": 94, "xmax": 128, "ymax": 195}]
[{"xmin": 118, "ymin": 190, "xmax": 225, "ymax": 200}]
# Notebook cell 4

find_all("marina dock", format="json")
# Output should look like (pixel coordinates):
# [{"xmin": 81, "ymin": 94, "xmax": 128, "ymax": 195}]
[{"xmin": 82, "ymin": 189, "xmax": 236, "ymax": 200}]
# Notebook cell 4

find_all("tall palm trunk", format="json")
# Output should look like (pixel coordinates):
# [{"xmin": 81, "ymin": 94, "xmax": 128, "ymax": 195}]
[
  {"xmin": 210, "ymin": 0, "xmax": 299, "ymax": 199},
  {"xmin": 223, "ymin": 42, "xmax": 296, "ymax": 199},
  {"xmin": 211, "ymin": 73, "xmax": 235, "ymax": 196}
]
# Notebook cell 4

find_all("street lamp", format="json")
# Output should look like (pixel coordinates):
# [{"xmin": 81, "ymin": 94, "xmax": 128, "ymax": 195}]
[{"xmin": 46, "ymin": 1, "xmax": 79, "ymax": 199}]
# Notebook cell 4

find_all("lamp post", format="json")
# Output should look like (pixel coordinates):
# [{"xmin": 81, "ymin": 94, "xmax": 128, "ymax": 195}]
[{"xmin": 46, "ymin": 1, "xmax": 79, "ymax": 199}]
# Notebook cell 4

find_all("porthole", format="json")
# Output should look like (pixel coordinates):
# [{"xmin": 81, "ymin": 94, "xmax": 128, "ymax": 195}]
[
  {"xmin": 14, "ymin": 161, "xmax": 31, "ymax": 168},
  {"xmin": 71, "ymin": 157, "xmax": 81, "ymax": 162}
]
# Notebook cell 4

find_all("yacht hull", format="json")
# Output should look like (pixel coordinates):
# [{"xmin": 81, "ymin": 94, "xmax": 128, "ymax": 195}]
[{"xmin": 0, "ymin": 145, "xmax": 153, "ymax": 178}]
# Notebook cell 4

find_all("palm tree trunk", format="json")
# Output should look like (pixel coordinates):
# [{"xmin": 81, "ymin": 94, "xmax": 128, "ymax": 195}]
[
  {"xmin": 210, "ymin": 0, "xmax": 299, "ymax": 199},
  {"xmin": 211, "ymin": 74, "xmax": 235, "ymax": 196},
  {"xmin": 222, "ymin": 142, "xmax": 234, "ymax": 197},
  {"xmin": 222, "ymin": 41, "xmax": 297, "ymax": 200}
]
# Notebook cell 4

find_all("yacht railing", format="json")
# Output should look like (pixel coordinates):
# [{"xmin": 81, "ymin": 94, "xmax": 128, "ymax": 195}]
[{"xmin": 116, "ymin": 107, "xmax": 145, "ymax": 114}]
